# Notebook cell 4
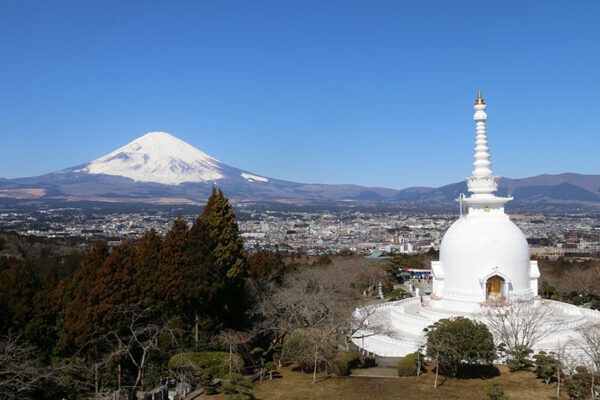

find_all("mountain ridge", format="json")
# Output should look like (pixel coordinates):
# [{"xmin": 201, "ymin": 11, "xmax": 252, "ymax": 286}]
[{"xmin": 1, "ymin": 132, "xmax": 599, "ymax": 208}]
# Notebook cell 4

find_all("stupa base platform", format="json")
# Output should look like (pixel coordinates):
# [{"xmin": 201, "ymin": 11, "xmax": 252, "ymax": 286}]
[{"xmin": 352, "ymin": 296, "xmax": 600, "ymax": 358}]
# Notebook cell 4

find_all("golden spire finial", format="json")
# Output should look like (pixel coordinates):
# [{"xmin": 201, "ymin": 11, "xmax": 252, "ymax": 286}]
[{"xmin": 475, "ymin": 90, "xmax": 485, "ymax": 105}]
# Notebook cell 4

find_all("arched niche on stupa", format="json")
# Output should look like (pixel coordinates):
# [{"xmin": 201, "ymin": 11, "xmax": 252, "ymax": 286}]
[{"xmin": 486, "ymin": 275, "xmax": 506, "ymax": 300}]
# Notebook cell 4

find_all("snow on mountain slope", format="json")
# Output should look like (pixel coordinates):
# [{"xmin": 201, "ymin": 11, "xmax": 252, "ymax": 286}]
[
  {"xmin": 241, "ymin": 172, "xmax": 268, "ymax": 182},
  {"xmin": 82, "ymin": 132, "xmax": 224, "ymax": 185}
]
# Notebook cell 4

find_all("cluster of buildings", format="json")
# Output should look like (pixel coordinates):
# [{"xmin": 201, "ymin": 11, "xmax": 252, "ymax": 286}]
[
  {"xmin": 0, "ymin": 206, "xmax": 598, "ymax": 258},
  {"xmin": 237, "ymin": 210, "xmax": 448, "ymax": 254}
]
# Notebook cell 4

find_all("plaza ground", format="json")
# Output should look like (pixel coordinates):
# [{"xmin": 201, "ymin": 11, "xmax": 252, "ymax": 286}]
[{"xmin": 198, "ymin": 363, "xmax": 561, "ymax": 400}]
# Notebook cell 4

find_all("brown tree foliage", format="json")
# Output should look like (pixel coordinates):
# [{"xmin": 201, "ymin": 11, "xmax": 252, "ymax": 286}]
[
  {"xmin": 154, "ymin": 218, "xmax": 190, "ymax": 316},
  {"xmin": 248, "ymin": 250, "xmax": 285, "ymax": 280},
  {"xmin": 135, "ymin": 229, "xmax": 162, "ymax": 303},
  {"xmin": 61, "ymin": 241, "xmax": 138, "ymax": 347}
]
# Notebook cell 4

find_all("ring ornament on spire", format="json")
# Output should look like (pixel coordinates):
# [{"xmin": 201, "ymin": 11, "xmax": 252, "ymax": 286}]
[
  {"xmin": 461, "ymin": 92, "xmax": 512, "ymax": 212},
  {"xmin": 475, "ymin": 90, "xmax": 485, "ymax": 105}
]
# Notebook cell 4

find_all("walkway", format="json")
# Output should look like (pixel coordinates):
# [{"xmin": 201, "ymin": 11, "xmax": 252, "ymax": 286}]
[{"xmin": 350, "ymin": 357, "xmax": 402, "ymax": 378}]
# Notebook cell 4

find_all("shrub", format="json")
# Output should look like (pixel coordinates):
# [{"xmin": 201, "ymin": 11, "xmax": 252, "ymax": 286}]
[
  {"xmin": 281, "ymin": 330, "xmax": 314, "ymax": 371},
  {"xmin": 533, "ymin": 351, "xmax": 557, "ymax": 384},
  {"xmin": 360, "ymin": 356, "xmax": 377, "ymax": 368},
  {"xmin": 168, "ymin": 351, "xmax": 243, "ymax": 378},
  {"xmin": 264, "ymin": 362, "xmax": 277, "ymax": 380},
  {"xmin": 506, "ymin": 346, "xmax": 533, "ymax": 372},
  {"xmin": 484, "ymin": 382, "xmax": 508, "ymax": 400},
  {"xmin": 199, "ymin": 369, "xmax": 217, "ymax": 395},
  {"xmin": 566, "ymin": 365, "xmax": 596, "ymax": 400},
  {"xmin": 281, "ymin": 329, "xmax": 335, "ymax": 372},
  {"xmin": 397, "ymin": 352, "xmax": 424, "ymax": 377},
  {"xmin": 221, "ymin": 373, "xmax": 253, "ymax": 400},
  {"xmin": 425, "ymin": 317, "xmax": 495, "ymax": 377},
  {"xmin": 312, "ymin": 255, "xmax": 332, "ymax": 266},
  {"xmin": 330, "ymin": 351, "xmax": 362, "ymax": 376},
  {"xmin": 388, "ymin": 288, "xmax": 413, "ymax": 301}
]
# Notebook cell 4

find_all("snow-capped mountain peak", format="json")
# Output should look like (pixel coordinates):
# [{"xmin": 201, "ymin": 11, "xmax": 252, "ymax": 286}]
[{"xmin": 83, "ymin": 131, "xmax": 224, "ymax": 185}]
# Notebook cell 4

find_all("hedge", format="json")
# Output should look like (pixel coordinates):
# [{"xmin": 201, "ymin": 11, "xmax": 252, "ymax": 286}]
[
  {"xmin": 168, "ymin": 351, "xmax": 243, "ymax": 378},
  {"xmin": 397, "ymin": 352, "xmax": 424, "ymax": 376},
  {"xmin": 330, "ymin": 351, "xmax": 361, "ymax": 376},
  {"xmin": 330, "ymin": 351, "xmax": 377, "ymax": 376}
]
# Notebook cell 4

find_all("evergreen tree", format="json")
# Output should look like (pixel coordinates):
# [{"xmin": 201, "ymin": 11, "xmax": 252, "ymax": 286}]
[
  {"xmin": 425, "ymin": 317, "xmax": 496, "ymax": 378},
  {"xmin": 92, "ymin": 242, "xmax": 138, "ymax": 322},
  {"xmin": 201, "ymin": 187, "xmax": 248, "ymax": 281},
  {"xmin": 248, "ymin": 250, "xmax": 285, "ymax": 281},
  {"xmin": 25, "ymin": 264, "xmax": 66, "ymax": 360},
  {"xmin": 186, "ymin": 217, "xmax": 216, "ymax": 347},
  {"xmin": 154, "ymin": 218, "xmax": 190, "ymax": 318},
  {"xmin": 0, "ymin": 259, "xmax": 40, "ymax": 336},
  {"xmin": 135, "ymin": 229, "xmax": 162, "ymax": 304},
  {"xmin": 199, "ymin": 187, "xmax": 249, "ymax": 328},
  {"xmin": 60, "ymin": 241, "xmax": 139, "ymax": 347}
]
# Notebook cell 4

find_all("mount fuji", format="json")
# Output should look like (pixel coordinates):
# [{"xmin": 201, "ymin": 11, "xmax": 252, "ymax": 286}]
[
  {"xmin": 82, "ymin": 132, "xmax": 226, "ymax": 185},
  {"xmin": 1, "ymin": 131, "xmax": 600, "ymax": 208},
  {"xmin": 0, "ymin": 132, "xmax": 399, "ymax": 204}
]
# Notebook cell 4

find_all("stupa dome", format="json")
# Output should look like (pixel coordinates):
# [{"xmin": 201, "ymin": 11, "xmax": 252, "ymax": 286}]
[{"xmin": 439, "ymin": 213, "xmax": 532, "ymax": 301}]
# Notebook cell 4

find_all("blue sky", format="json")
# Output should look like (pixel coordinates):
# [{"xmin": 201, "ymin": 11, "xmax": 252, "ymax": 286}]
[{"xmin": 1, "ymin": 1, "xmax": 599, "ymax": 188}]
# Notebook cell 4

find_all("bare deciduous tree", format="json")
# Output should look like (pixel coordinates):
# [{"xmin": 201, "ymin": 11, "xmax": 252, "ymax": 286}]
[
  {"xmin": 213, "ymin": 329, "xmax": 251, "ymax": 374},
  {"xmin": 0, "ymin": 334, "xmax": 53, "ymax": 399},
  {"xmin": 104, "ymin": 305, "xmax": 177, "ymax": 390},
  {"xmin": 485, "ymin": 300, "xmax": 559, "ymax": 351},
  {"xmin": 250, "ymin": 262, "xmax": 391, "ymax": 376},
  {"xmin": 576, "ymin": 323, "xmax": 600, "ymax": 398},
  {"xmin": 251, "ymin": 263, "xmax": 390, "ymax": 351}
]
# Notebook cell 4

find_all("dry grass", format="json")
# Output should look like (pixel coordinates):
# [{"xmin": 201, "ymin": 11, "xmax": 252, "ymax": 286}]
[{"xmin": 246, "ymin": 365, "xmax": 562, "ymax": 400}]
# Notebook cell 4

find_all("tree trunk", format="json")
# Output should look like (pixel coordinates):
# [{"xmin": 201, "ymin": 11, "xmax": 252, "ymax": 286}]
[
  {"xmin": 229, "ymin": 345, "xmax": 233, "ymax": 374},
  {"xmin": 416, "ymin": 352, "xmax": 421, "ymax": 377},
  {"xmin": 434, "ymin": 355, "xmax": 439, "ymax": 389},
  {"xmin": 95, "ymin": 362, "xmax": 99, "ymax": 395},
  {"xmin": 135, "ymin": 351, "xmax": 148, "ymax": 388},
  {"xmin": 118, "ymin": 363, "xmax": 122, "ymax": 391},
  {"xmin": 313, "ymin": 345, "xmax": 318, "ymax": 383},
  {"xmin": 195, "ymin": 312, "xmax": 199, "ymax": 349},
  {"xmin": 591, "ymin": 373, "xmax": 595, "ymax": 400},
  {"xmin": 557, "ymin": 367, "xmax": 561, "ymax": 398}
]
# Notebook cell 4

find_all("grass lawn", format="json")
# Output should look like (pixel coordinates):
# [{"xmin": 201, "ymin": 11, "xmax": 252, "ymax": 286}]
[{"xmin": 245, "ymin": 364, "xmax": 562, "ymax": 400}]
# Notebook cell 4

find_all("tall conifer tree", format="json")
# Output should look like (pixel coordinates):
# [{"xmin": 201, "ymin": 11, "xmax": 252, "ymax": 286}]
[
  {"xmin": 60, "ymin": 241, "xmax": 111, "ymax": 348},
  {"xmin": 135, "ymin": 229, "xmax": 162, "ymax": 304},
  {"xmin": 199, "ymin": 187, "xmax": 248, "ymax": 327},
  {"xmin": 186, "ymin": 217, "xmax": 214, "ymax": 347},
  {"xmin": 154, "ymin": 218, "xmax": 189, "ymax": 317}
]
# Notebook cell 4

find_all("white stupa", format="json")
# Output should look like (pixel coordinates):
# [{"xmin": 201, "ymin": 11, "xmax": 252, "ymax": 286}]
[
  {"xmin": 353, "ymin": 93, "xmax": 600, "ymax": 358},
  {"xmin": 430, "ymin": 91, "xmax": 539, "ymax": 313}
]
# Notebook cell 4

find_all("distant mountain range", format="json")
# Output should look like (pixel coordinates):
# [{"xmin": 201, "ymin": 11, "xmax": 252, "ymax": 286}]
[{"xmin": 1, "ymin": 132, "xmax": 599, "ymax": 209}]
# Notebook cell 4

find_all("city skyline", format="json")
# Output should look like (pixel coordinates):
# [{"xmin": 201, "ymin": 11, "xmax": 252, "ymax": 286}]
[{"xmin": 1, "ymin": 1, "xmax": 599, "ymax": 188}]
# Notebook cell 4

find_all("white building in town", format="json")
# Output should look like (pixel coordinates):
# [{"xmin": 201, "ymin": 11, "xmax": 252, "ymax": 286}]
[{"xmin": 353, "ymin": 92, "xmax": 600, "ymax": 357}]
